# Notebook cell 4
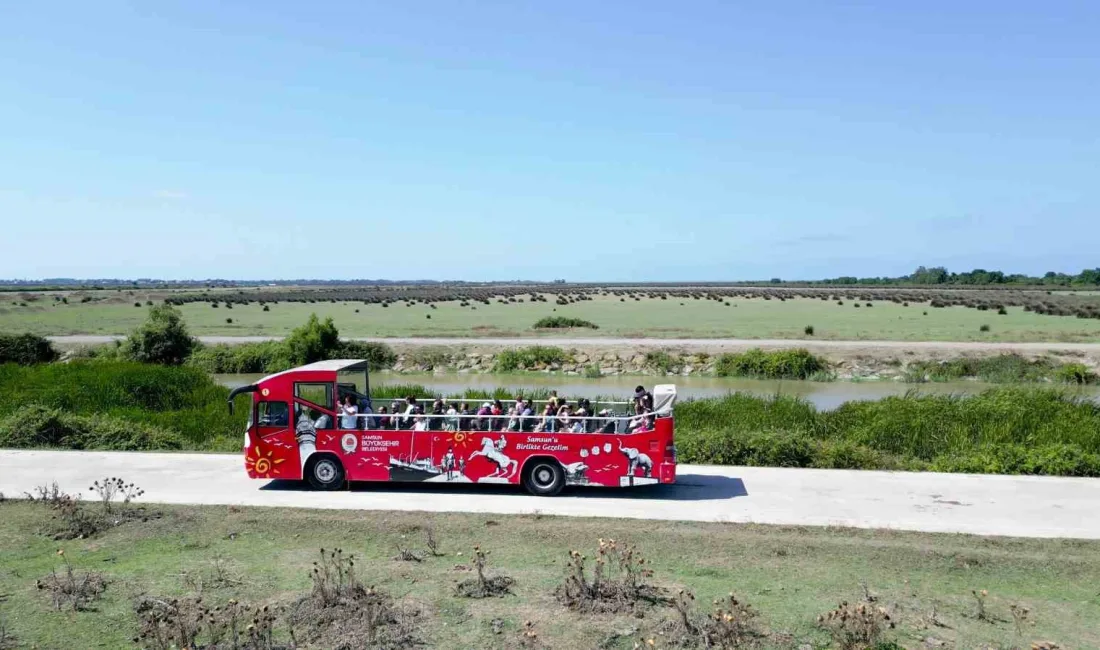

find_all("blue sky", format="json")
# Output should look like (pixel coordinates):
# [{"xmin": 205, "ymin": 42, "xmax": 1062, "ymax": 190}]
[{"xmin": 1, "ymin": 1, "xmax": 1097, "ymax": 281}]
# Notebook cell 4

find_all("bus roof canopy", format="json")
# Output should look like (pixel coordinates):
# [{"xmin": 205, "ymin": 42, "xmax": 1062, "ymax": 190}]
[{"xmin": 260, "ymin": 359, "xmax": 371, "ymax": 382}]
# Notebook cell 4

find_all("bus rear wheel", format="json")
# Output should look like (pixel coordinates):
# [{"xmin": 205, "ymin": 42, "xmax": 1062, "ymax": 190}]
[
  {"xmin": 523, "ymin": 459, "xmax": 565, "ymax": 496},
  {"xmin": 306, "ymin": 454, "xmax": 345, "ymax": 491}
]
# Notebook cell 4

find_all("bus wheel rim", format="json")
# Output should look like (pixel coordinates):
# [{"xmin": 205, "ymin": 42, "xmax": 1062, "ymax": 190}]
[
  {"xmin": 534, "ymin": 466, "xmax": 554, "ymax": 487},
  {"xmin": 316, "ymin": 461, "xmax": 336, "ymax": 482}
]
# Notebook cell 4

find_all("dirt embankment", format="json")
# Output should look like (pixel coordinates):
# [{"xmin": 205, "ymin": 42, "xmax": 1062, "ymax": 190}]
[{"xmin": 384, "ymin": 341, "xmax": 1100, "ymax": 380}]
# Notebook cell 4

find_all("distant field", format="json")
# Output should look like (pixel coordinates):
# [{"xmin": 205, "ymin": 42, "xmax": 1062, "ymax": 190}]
[{"xmin": 2, "ymin": 288, "xmax": 1100, "ymax": 341}]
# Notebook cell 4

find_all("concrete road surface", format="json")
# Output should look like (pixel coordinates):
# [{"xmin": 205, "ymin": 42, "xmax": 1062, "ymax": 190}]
[
  {"xmin": 47, "ymin": 335, "xmax": 1100, "ymax": 352},
  {"xmin": 3, "ymin": 450, "xmax": 1098, "ymax": 539}
]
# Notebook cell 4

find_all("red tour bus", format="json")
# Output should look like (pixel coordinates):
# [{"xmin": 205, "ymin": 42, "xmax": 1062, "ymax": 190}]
[{"xmin": 227, "ymin": 360, "xmax": 677, "ymax": 496}]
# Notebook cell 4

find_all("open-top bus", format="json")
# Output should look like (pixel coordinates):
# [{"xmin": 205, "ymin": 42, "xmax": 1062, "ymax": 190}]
[{"xmin": 227, "ymin": 360, "xmax": 676, "ymax": 496}]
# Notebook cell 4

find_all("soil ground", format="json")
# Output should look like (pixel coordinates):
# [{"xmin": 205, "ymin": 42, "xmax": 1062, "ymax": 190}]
[{"xmin": 0, "ymin": 501, "xmax": 1097, "ymax": 649}]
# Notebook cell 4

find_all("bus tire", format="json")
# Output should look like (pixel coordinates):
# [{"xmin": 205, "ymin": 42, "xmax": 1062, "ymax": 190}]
[
  {"xmin": 522, "ymin": 458, "xmax": 565, "ymax": 496},
  {"xmin": 305, "ymin": 454, "xmax": 345, "ymax": 491}
]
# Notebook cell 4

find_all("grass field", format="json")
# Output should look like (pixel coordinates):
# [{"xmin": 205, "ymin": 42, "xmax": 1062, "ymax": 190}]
[
  {"xmin": 4, "ymin": 292, "xmax": 1100, "ymax": 341},
  {"xmin": 1, "ymin": 500, "xmax": 1097, "ymax": 649}
]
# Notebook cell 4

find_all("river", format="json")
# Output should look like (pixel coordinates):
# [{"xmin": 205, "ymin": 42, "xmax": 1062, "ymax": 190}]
[{"xmin": 214, "ymin": 372, "xmax": 1100, "ymax": 410}]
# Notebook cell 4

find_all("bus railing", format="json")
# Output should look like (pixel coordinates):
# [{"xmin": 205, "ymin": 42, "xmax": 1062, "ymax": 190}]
[{"xmin": 291, "ymin": 408, "xmax": 671, "ymax": 435}]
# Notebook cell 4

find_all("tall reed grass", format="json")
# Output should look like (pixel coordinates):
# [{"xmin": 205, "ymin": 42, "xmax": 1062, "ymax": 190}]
[{"xmin": 3, "ymin": 362, "xmax": 1098, "ymax": 476}]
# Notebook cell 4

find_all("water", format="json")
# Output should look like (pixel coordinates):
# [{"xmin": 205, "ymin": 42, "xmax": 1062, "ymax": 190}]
[{"xmin": 214, "ymin": 372, "xmax": 1100, "ymax": 410}]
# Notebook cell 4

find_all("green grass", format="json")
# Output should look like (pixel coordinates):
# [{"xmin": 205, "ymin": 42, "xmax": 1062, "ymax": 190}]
[
  {"xmin": 4, "ymin": 363, "xmax": 1100, "ymax": 476},
  {"xmin": 1, "ymin": 501, "xmax": 1097, "ymax": 649},
  {"xmin": 0, "ymin": 362, "xmax": 246, "ymax": 449},
  {"xmin": 7, "ymin": 293, "xmax": 1100, "ymax": 341},
  {"xmin": 904, "ymin": 354, "xmax": 1099, "ymax": 384}
]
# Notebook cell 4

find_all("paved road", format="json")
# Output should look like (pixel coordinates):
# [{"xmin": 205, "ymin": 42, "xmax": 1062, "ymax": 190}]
[
  {"xmin": 3, "ymin": 450, "xmax": 1098, "ymax": 539},
  {"xmin": 48, "ymin": 335, "xmax": 1100, "ymax": 352}
]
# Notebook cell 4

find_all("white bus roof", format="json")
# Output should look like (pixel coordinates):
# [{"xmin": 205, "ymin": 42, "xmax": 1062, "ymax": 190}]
[{"xmin": 260, "ymin": 359, "xmax": 370, "ymax": 383}]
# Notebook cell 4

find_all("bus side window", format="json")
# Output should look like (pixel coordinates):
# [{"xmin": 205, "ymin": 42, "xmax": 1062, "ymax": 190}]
[
  {"xmin": 294, "ymin": 382, "xmax": 333, "ymax": 410},
  {"xmin": 258, "ymin": 401, "xmax": 289, "ymax": 427}
]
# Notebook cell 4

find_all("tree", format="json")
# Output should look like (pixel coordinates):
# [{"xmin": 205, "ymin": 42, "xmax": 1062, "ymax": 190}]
[
  {"xmin": 123, "ymin": 304, "xmax": 196, "ymax": 365},
  {"xmin": 285, "ymin": 314, "xmax": 340, "ymax": 365}
]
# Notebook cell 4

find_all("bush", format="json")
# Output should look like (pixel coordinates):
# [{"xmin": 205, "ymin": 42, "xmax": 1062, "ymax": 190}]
[
  {"xmin": 713, "ymin": 348, "xmax": 828, "ymax": 380},
  {"xmin": 533, "ymin": 316, "xmax": 599, "ymax": 329},
  {"xmin": 1054, "ymin": 363, "xmax": 1097, "ymax": 385},
  {"xmin": 123, "ymin": 305, "xmax": 196, "ymax": 365},
  {"xmin": 284, "ymin": 313, "xmax": 340, "ymax": 365},
  {"xmin": 804, "ymin": 325, "xmax": 814, "ymax": 336},
  {"xmin": 0, "ymin": 362, "xmax": 244, "ymax": 449},
  {"xmin": 494, "ymin": 346, "xmax": 569, "ymax": 372},
  {"xmin": 0, "ymin": 405, "xmax": 183, "ymax": 451},
  {"xmin": 0, "ymin": 333, "xmax": 58, "ymax": 364}
]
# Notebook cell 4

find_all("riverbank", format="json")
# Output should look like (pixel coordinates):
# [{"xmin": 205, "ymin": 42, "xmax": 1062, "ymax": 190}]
[
  {"xmin": 54, "ymin": 336, "xmax": 1100, "ymax": 381},
  {"xmin": 4, "ymin": 362, "xmax": 1100, "ymax": 476}
]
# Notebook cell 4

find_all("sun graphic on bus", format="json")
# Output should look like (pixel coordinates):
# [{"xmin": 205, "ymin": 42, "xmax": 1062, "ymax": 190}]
[
  {"xmin": 448, "ymin": 431, "xmax": 470, "ymax": 449},
  {"xmin": 246, "ymin": 448, "xmax": 286, "ymax": 478}
]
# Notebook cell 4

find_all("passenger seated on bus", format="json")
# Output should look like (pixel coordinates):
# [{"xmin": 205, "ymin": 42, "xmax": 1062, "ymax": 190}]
[
  {"xmin": 376, "ymin": 406, "xmax": 391, "ymax": 429},
  {"xmin": 411, "ymin": 415, "xmax": 429, "ymax": 432},
  {"xmin": 556, "ymin": 403, "xmax": 573, "ymax": 431},
  {"xmin": 519, "ymin": 399, "xmax": 536, "ymax": 431},
  {"xmin": 574, "ymin": 398, "xmax": 591, "ymax": 432},
  {"xmin": 430, "ymin": 399, "xmax": 446, "ymax": 431},
  {"xmin": 359, "ymin": 401, "xmax": 374, "ymax": 430},
  {"xmin": 444, "ymin": 402, "xmax": 460, "ymax": 432},
  {"xmin": 400, "ymin": 396, "xmax": 421, "ymax": 429},
  {"xmin": 476, "ymin": 402, "xmax": 492, "ymax": 430},
  {"xmin": 597, "ymin": 408, "xmax": 617, "ymax": 434},
  {"xmin": 312, "ymin": 409, "xmax": 332, "ymax": 430},
  {"xmin": 536, "ymin": 401, "xmax": 557, "ymax": 433},
  {"xmin": 491, "ymin": 399, "xmax": 505, "ymax": 431},
  {"xmin": 634, "ymin": 385, "xmax": 654, "ymax": 412},
  {"xmin": 338, "ymin": 395, "xmax": 359, "ymax": 430},
  {"xmin": 505, "ymin": 407, "xmax": 519, "ymax": 431},
  {"xmin": 628, "ymin": 404, "xmax": 654, "ymax": 433},
  {"xmin": 458, "ymin": 402, "xmax": 472, "ymax": 431}
]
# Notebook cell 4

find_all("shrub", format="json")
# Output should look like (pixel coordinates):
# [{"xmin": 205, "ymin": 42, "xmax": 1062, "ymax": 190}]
[
  {"xmin": 713, "ymin": 348, "xmax": 828, "ymax": 380},
  {"xmin": 494, "ymin": 346, "xmax": 569, "ymax": 371},
  {"xmin": 804, "ymin": 325, "xmax": 815, "ymax": 336},
  {"xmin": 533, "ymin": 316, "xmax": 599, "ymax": 329},
  {"xmin": 123, "ymin": 304, "xmax": 196, "ymax": 365},
  {"xmin": 1054, "ymin": 363, "xmax": 1097, "ymax": 385},
  {"xmin": 285, "ymin": 313, "xmax": 340, "ymax": 365},
  {"xmin": 0, "ymin": 333, "xmax": 58, "ymax": 364},
  {"xmin": 0, "ymin": 405, "xmax": 183, "ymax": 451},
  {"xmin": 979, "ymin": 324, "xmax": 990, "ymax": 332},
  {"xmin": 0, "ymin": 362, "xmax": 244, "ymax": 449},
  {"xmin": 644, "ymin": 350, "xmax": 678, "ymax": 374}
]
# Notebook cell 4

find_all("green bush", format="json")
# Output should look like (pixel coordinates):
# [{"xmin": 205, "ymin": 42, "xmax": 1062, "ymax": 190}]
[
  {"xmin": 123, "ymin": 304, "xmax": 196, "ymax": 365},
  {"xmin": 1054, "ymin": 363, "xmax": 1097, "ymax": 385},
  {"xmin": 713, "ymin": 348, "xmax": 828, "ymax": 380},
  {"xmin": 494, "ymin": 346, "xmax": 570, "ymax": 372},
  {"xmin": 0, "ymin": 333, "xmax": 58, "ymax": 365},
  {"xmin": 643, "ymin": 351, "xmax": 678, "ymax": 374},
  {"xmin": 533, "ymin": 316, "xmax": 599, "ymax": 329},
  {"xmin": 903, "ymin": 354, "xmax": 1073, "ymax": 384},
  {"xmin": 185, "ymin": 324, "xmax": 396, "ymax": 375},
  {"xmin": 0, "ymin": 362, "xmax": 244, "ymax": 449},
  {"xmin": 0, "ymin": 404, "xmax": 183, "ymax": 451},
  {"xmin": 285, "ymin": 314, "xmax": 340, "ymax": 365}
]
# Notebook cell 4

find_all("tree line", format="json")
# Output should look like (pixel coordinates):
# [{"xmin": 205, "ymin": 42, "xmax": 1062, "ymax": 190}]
[{"xmin": 812, "ymin": 266, "xmax": 1100, "ymax": 287}]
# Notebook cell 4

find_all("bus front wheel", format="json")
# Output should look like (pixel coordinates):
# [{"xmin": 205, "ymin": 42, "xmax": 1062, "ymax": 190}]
[
  {"xmin": 522, "ymin": 459, "xmax": 565, "ymax": 496},
  {"xmin": 306, "ymin": 454, "xmax": 346, "ymax": 491}
]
